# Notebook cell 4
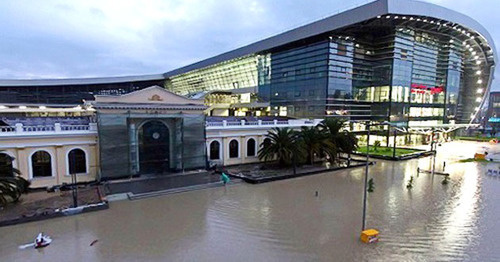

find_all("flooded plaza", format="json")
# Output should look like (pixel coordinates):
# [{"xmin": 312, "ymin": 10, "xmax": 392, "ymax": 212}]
[{"xmin": 1, "ymin": 141, "xmax": 499, "ymax": 261}]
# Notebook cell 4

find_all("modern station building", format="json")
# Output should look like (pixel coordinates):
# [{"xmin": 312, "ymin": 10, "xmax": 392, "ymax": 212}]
[
  {"xmin": 0, "ymin": 0, "xmax": 496, "ymax": 125},
  {"xmin": 485, "ymin": 91, "xmax": 500, "ymax": 134},
  {"xmin": 163, "ymin": 0, "xmax": 497, "ymax": 127},
  {"xmin": 0, "ymin": 0, "xmax": 497, "ymax": 187}
]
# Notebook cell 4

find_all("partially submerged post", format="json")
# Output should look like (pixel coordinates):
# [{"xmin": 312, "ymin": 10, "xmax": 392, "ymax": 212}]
[
  {"xmin": 392, "ymin": 129, "xmax": 397, "ymax": 158},
  {"xmin": 361, "ymin": 121, "xmax": 370, "ymax": 231}
]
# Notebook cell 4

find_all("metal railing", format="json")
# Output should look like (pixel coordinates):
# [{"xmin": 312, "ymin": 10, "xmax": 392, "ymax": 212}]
[
  {"xmin": 206, "ymin": 119, "xmax": 322, "ymax": 129},
  {"xmin": 0, "ymin": 123, "xmax": 97, "ymax": 137},
  {"xmin": 61, "ymin": 125, "xmax": 90, "ymax": 131},
  {"xmin": 23, "ymin": 125, "xmax": 55, "ymax": 132},
  {"xmin": 0, "ymin": 126, "xmax": 15, "ymax": 132}
]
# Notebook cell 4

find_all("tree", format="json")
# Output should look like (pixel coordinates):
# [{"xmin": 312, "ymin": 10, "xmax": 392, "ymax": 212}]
[
  {"xmin": 319, "ymin": 118, "xmax": 358, "ymax": 162},
  {"xmin": 298, "ymin": 126, "xmax": 334, "ymax": 165},
  {"xmin": 258, "ymin": 127, "xmax": 303, "ymax": 167},
  {"xmin": 0, "ymin": 154, "xmax": 30, "ymax": 207}
]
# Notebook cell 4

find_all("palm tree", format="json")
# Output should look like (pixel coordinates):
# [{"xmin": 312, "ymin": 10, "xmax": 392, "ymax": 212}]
[
  {"xmin": 0, "ymin": 153, "xmax": 30, "ymax": 207},
  {"xmin": 298, "ymin": 126, "xmax": 335, "ymax": 165},
  {"xmin": 258, "ymin": 127, "xmax": 303, "ymax": 167},
  {"xmin": 320, "ymin": 118, "xmax": 358, "ymax": 162}
]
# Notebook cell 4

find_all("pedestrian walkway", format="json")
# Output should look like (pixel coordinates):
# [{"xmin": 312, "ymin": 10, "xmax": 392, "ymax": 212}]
[{"xmin": 104, "ymin": 171, "xmax": 238, "ymax": 198}]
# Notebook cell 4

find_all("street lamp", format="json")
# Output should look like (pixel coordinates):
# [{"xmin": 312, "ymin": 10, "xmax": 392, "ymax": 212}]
[
  {"xmin": 348, "ymin": 120, "xmax": 391, "ymax": 235},
  {"xmin": 359, "ymin": 120, "xmax": 388, "ymax": 243},
  {"xmin": 361, "ymin": 121, "xmax": 370, "ymax": 231}
]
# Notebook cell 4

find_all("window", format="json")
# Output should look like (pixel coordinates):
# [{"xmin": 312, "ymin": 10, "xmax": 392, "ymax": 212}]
[
  {"xmin": 32, "ymin": 151, "xmax": 52, "ymax": 177},
  {"xmin": 309, "ymin": 106, "xmax": 315, "ymax": 112},
  {"xmin": 309, "ymin": 90, "xmax": 315, "ymax": 96},
  {"xmin": 229, "ymin": 140, "xmax": 239, "ymax": 158},
  {"xmin": 401, "ymin": 49, "xmax": 408, "ymax": 60},
  {"xmin": 295, "ymin": 91, "xmax": 301, "ymax": 97},
  {"xmin": 295, "ymin": 106, "xmax": 301, "ymax": 112},
  {"xmin": 0, "ymin": 153, "xmax": 13, "ymax": 177},
  {"xmin": 209, "ymin": 141, "xmax": 220, "ymax": 160},
  {"xmin": 247, "ymin": 139, "xmax": 256, "ymax": 157},
  {"xmin": 68, "ymin": 149, "xmax": 87, "ymax": 174},
  {"xmin": 337, "ymin": 44, "xmax": 347, "ymax": 56}
]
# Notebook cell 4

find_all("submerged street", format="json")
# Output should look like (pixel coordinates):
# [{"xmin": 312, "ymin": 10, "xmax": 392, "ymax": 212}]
[{"xmin": 1, "ymin": 141, "xmax": 499, "ymax": 261}]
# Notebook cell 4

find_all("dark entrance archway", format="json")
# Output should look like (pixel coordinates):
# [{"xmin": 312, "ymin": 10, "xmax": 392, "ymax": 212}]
[
  {"xmin": 0, "ymin": 153, "xmax": 14, "ymax": 177},
  {"xmin": 138, "ymin": 120, "xmax": 170, "ymax": 174}
]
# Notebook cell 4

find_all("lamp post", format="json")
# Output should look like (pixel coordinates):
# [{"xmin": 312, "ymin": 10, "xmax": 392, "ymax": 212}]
[
  {"xmin": 70, "ymin": 155, "xmax": 78, "ymax": 208},
  {"xmin": 361, "ymin": 121, "xmax": 370, "ymax": 231},
  {"xmin": 430, "ymin": 129, "xmax": 437, "ymax": 176},
  {"xmin": 392, "ymin": 129, "xmax": 397, "ymax": 159}
]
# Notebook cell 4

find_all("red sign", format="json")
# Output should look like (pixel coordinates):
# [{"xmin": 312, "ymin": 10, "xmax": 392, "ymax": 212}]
[{"xmin": 411, "ymin": 84, "xmax": 444, "ymax": 95}]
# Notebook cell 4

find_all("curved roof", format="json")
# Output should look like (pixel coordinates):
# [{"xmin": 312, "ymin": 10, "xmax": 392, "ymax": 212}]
[
  {"xmin": 0, "ymin": 74, "xmax": 165, "ymax": 87},
  {"xmin": 164, "ymin": 0, "xmax": 497, "ymax": 78},
  {"xmin": 0, "ymin": 0, "xmax": 495, "ymax": 87}
]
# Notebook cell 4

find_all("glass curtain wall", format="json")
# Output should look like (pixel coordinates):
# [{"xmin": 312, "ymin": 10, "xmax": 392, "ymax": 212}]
[
  {"xmin": 268, "ymin": 41, "xmax": 330, "ymax": 118},
  {"xmin": 166, "ymin": 55, "xmax": 259, "ymax": 96}
]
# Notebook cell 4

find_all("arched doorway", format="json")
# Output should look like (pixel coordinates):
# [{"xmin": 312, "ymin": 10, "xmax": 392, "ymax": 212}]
[
  {"xmin": 0, "ymin": 153, "xmax": 14, "ymax": 177},
  {"xmin": 138, "ymin": 120, "xmax": 170, "ymax": 174}
]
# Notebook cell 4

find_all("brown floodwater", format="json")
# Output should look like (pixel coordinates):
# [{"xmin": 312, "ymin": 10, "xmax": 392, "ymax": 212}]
[{"xmin": 1, "ymin": 141, "xmax": 499, "ymax": 261}]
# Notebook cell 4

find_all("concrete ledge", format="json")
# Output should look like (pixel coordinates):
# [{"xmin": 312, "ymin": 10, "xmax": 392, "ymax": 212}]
[
  {"xmin": 352, "ymin": 149, "xmax": 433, "ymax": 161},
  {"xmin": 127, "ymin": 182, "xmax": 224, "ymax": 200},
  {"xmin": 229, "ymin": 161, "xmax": 374, "ymax": 184},
  {"xmin": 0, "ymin": 201, "xmax": 108, "ymax": 228}
]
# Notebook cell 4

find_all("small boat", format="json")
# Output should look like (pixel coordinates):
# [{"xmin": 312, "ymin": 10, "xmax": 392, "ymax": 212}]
[{"xmin": 34, "ymin": 233, "xmax": 52, "ymax": 249}]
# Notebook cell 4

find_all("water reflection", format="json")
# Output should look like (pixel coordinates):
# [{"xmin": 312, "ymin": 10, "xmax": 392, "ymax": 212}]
[{"xmin": 0, "ymin": 141, "xmax": 499, "ymax": 261}]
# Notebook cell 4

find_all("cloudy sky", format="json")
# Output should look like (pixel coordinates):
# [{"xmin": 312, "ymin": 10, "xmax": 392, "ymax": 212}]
[{"xmin": 0, "ymin": 0, "xmax": 498, "ymax": 90}]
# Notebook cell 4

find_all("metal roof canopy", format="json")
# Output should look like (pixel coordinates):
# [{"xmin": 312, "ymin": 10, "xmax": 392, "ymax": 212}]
[
  {"xmin": 163, "ymin": 0, "xmax": 497, "ymax": 78},
  {"xmin": 395, "ymin": 124, "xmax": 480, "ymax": 135}
]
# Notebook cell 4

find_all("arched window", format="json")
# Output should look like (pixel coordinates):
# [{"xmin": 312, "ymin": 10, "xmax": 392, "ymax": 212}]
[
  {"xmin": 247, "ymin": 138, "xmax": 256, "ymax": 157},
  {"xmin": 0, "ymin": 153, "xmax": 14, "ymax": 177},
  {"xmin": 209, "ymin": 141, "xmax": 220, "ymax": 160},
  {"xmin": 32, "ymin": 151, "xmax": 52, "ymax": 177},
  {"xmin": 68, "ymin": 149, "xmax": 87, "ymax": 174},
  {"xmin": 229, "ymin": 140, "xmax": 239, "ymax": 158}
]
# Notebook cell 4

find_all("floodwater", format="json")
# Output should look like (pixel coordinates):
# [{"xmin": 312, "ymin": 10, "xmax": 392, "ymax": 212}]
[{"xmin": 1, "ymin": 141, "xmax": 499, "ymax": 261}]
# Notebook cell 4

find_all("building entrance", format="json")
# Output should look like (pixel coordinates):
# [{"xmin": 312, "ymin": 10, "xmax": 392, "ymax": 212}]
[{"xmin": 138, "ymin": 120, "xmax": 170, "ymax": 174}]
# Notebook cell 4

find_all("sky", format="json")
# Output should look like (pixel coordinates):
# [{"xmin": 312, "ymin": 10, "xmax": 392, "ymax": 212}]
[{"xmin": 0, "ymin": 0, "xmax": 498, "ymax": 90}]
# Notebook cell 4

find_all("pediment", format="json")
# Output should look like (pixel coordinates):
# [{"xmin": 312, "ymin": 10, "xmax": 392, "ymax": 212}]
[{"xmin": 94, "ymin": 86, "xmax": 203, "ymax": 105}]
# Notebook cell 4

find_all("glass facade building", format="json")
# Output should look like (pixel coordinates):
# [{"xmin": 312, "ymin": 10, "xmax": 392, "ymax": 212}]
[
  {"xmin": 162, "ymin": 0, "xmax": 496, "ymax": 130},
  {"xmin": 0, "ymin": 0, "xmax": 496, "ymax": 130}
]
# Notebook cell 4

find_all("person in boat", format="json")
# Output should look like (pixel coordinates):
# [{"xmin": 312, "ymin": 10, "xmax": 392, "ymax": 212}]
[{"xmin": 35, "ymin": 233, "xmax": 50, "ymax": 248}]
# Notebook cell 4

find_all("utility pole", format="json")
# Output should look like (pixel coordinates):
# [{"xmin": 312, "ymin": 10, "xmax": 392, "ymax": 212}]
[
  {"xmin": 392, "ymin": 129, "xmax": 397, "ymax": 158},
  {"xmin": 362, "ymin": 121, "xmax": 370, "ymax": 231},
  {"xmin": 71, "ymin": 152, "xmax": 78, "ymax": 208},
  {"xmin": 430, "ymin": 129, "xmax": 436, "ymax": 176}
]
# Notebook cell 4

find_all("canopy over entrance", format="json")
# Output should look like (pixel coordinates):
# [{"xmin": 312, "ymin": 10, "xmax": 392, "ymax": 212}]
[{"xmin": 391, "ymin": 123, "xmax": 480, "ymax": 135}]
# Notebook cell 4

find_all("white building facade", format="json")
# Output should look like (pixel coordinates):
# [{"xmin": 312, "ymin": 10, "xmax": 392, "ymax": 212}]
[
  {"xmin": 0, "ymin": 122, "xmax": 98, "ymax": 188},
  {"xmin": 205, "ymin": 119, "xmax": 322, "ymax": 166}
]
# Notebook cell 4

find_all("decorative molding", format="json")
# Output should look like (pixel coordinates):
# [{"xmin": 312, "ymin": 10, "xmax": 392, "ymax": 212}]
[{"xmin": 148, "ymin": 94, "xmax": 163, "ymax": 101}]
